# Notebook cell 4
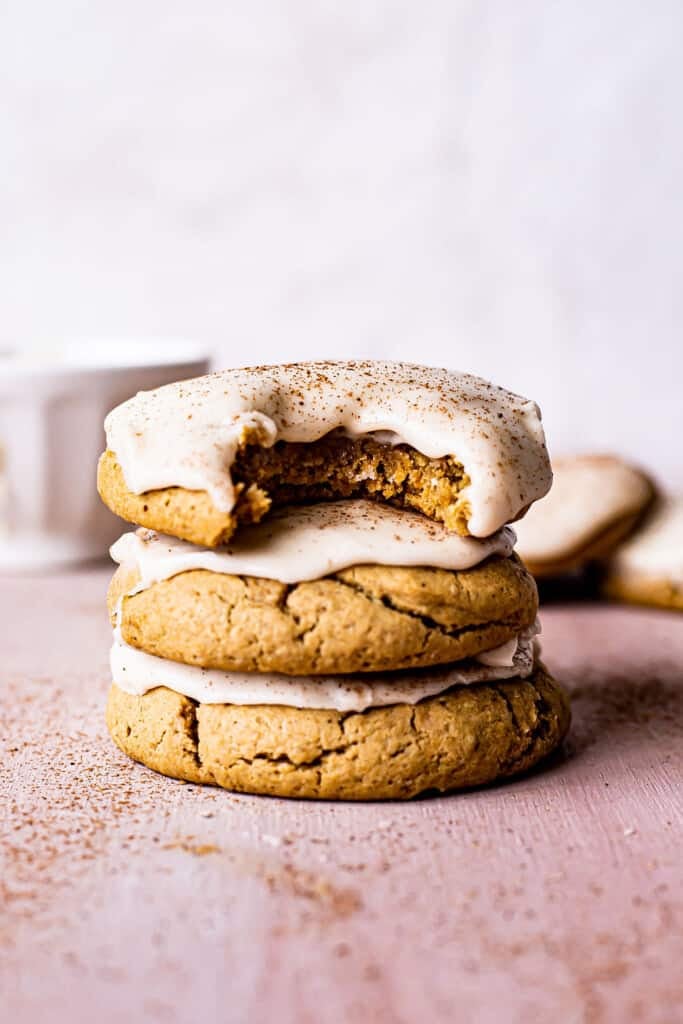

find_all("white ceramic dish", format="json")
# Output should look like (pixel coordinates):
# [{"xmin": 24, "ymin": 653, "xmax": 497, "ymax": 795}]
[{"xmin": 0, "ymin": 339, "xmax": 211, "ymax": 571}]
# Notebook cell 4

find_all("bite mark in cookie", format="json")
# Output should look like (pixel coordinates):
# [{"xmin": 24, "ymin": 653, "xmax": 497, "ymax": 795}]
[{"xmin": 100, "ymin": 361, "xmax": 552, "ymax": 543}]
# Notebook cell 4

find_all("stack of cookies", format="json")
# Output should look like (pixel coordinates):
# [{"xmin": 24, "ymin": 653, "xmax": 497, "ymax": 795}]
[{"xmin": 98, "ymin": 361, "xmax": 570, "ymax": 800}]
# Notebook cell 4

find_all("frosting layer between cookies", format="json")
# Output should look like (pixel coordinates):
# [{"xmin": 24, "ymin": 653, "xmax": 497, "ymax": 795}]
[
  {"xmin": 110, "ymin": 626, "xmax": 537, "ymax": 712},
  {"xmin": 104, "ymin": 361, "xmax": 551, "ymax": 537},
  {"xmin": 111, "ymin": 501, "xmax": 515, "ymax": 587}
]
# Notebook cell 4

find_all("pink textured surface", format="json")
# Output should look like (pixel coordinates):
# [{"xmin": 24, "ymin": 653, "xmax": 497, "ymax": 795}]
[{"xmin": 2, "ymin": 569, "xmax": 682, "ymax": 1023}]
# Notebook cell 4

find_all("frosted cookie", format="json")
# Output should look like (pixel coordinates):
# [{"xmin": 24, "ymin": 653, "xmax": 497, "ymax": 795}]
[
  {"xmin": 514, "ymin": 455, "xmax": 654, "ymax": 578},
  {"xmin": 109, "ymin": 556, "xmax": 538, "ymax": 676},
  {"xmin": 105, "ymin": 662, "xmax": 570, "ymax": 800},
  {"xmin": 108, "ymin": 503, "xmax": 538, "ymax": 674},
  {"xmin": 98, "ymin": 361, "xmax": 552, "ymax": 545},
  {"xmin": 602, "ymin": 498, "xmax": 683, "ymax": 610}
]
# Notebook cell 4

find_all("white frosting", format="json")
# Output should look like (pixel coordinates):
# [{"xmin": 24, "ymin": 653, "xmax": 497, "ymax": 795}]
[
  {"xmin": 111, "ymin": 502, "xmax": 515, "ymax": 588},
  {"xmin": 104, "ymin": 361, "xmax": 551, "ymax": 537},
  {"xmin": 110, "ymin": 626, "xmax": 538, "ymax": 712},
  {"xmin": 609, "ymin": 498, "xmax": 683, "ymax": 583},
  {"xmin": 515, "ymin": 455, "xmax": 652, "ymax": 563},
  {"xmin": 475, "ymin": 636, "xmax": 520, "ymax": 667}
]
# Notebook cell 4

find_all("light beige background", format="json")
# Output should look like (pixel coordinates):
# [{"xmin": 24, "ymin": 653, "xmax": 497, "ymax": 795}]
[{"xmin": 1, "ymin": 2, "xmax": 681, "ymax": 481}]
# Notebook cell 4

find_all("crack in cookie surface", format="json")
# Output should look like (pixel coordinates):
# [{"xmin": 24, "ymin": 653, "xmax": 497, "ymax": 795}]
[
  {"xmin": 105, "ymin": 664, "xmax": 570, "ymax": 800},
  {"xmin": 109, "ymin": 555, "xmax": 538, "ymax": 675}
]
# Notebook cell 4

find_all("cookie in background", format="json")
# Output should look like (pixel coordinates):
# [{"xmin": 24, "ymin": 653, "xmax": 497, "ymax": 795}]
[
  {"xmin": 602, "ymin": 497, "xmax": 683, "ymax": 611},
  {"xmin": 514, "ymin": 455, "xmax": 656, "ymax": 588}
]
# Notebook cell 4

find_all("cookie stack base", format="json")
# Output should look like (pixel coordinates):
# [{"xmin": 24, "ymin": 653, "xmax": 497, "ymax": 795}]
[{"xmin": 106, "ymin": 664, "xmax": 570, "ymax": 800}]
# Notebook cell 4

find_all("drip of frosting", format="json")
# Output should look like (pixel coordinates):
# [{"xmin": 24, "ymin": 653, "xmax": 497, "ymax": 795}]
[
  {"xmin": 515, "ymin": 455, "xmax": 653, "ymax": 563},
  {"xmin": 110, "ymin": 502, "xmax": 515, "ymax": 588},
  {"xmin": 104, "ymin": 361, "xmax": 552, "ymax": 537},
  {"xmin": 475, "ymin": 636, "xmax": 520, "ymax": 667},
  {"xmin": 609, "ymin": 498, "xmax": 683, "ymax": 582},
  {"xmin": 110, "ymin": 625, "xmax": 538, "ymax": 712}
]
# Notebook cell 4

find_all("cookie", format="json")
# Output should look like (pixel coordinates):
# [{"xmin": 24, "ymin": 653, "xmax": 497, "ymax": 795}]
[
  {"xmin": 514, "ymin": 455, "xmax": 655, "ymax": 578},
  {"xmin": 99, "ymin": 361, "xmax": 552, "ymax": 545},
  {"xmin": 108, "ymin": 552, "xmax": 538, "ymax": 675},
  {"xmin": 97, "ymin": 440, "xmax": 474, "ymax": 546},
  {"xmin": 98, "ymin": 450, "xmax": 270, "ymax": 549},
  {"xmin": 602, "ymin": 498, "xmax": 683, "ymax": 610},
  {"xmin": 105, "ymin": 662, "xmax": 570, "ymax": 800}
]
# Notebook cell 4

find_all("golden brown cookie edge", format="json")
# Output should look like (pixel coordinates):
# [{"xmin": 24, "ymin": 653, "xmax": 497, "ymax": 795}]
[
  {"xmin": 602, "ymin": 571, "xmax": 683, "ymax": 611},
  {"xmin": 97, "ymin": 451, "xmax": 271, "ymax": 546}
]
